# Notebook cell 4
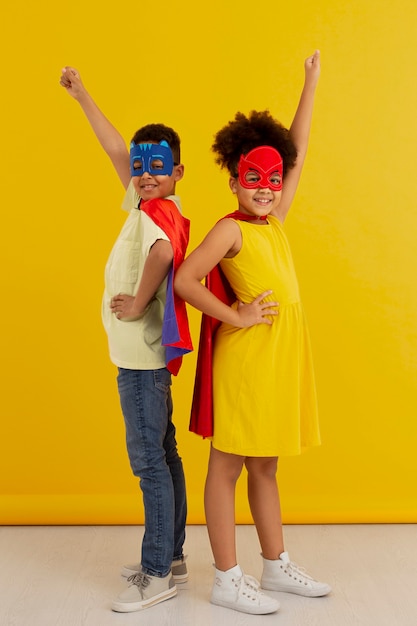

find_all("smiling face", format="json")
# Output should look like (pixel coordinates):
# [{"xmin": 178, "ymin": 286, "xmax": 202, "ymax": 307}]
[
  {"xmin": 229, "ymin": 146, "xmax": 283, "ymax": 218},
  {"xmin": 130, "ymin": 140, "xmax": 184, "ymax": 201},
  {"xmin": 237, "ymin": 146, "xmax": 283, "ymax": 191}
]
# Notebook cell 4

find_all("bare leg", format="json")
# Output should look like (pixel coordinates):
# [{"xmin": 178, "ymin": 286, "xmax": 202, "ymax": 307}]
[
  {"xmin": 245, "ymin": 457, "xmax": 284, "ymax": 559},
  {"xmin": 204, "ymin": 445, "xmax": 245, "ymax": 571}
]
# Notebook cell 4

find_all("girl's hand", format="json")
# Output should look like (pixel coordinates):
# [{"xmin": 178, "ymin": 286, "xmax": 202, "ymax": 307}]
[
  {"xmin": 235, "ymin": 290, "xmax": 279, "ymax": 328},
  {"xmin": 110, "ymin": 294, "xmax": 145, "ymax": 322},
  {"xmin": 304, "ymin": 50, "xmax": 321, "ymax": 87}
]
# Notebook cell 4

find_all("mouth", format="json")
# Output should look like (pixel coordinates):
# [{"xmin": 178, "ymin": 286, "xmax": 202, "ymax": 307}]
[
  {"xmin": 254, "ymin": 197, "xmax": 272, "ymax": 206},
  {"xmin": 140, "ymin": 183, "xmax": 157, "ymax": 191}
]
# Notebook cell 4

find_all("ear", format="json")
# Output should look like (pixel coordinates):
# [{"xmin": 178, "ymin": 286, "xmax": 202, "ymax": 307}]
[
  {"xmin": 229, "ymin": 176, "xmax": 238, "ymax": 194},
  {"xmin": 173, "ymin": 164, "xmax": 184, "ymax": 182}
]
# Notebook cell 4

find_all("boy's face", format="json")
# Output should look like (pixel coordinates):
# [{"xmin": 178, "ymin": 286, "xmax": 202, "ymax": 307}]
[{"xmin": 130, "ymin": 141, "xmax": 184, "ymax": 201}]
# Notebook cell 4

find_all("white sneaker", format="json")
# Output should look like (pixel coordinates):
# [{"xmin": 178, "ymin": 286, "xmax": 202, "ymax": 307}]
[
  {"xmin": 121, "ymin": 556, "xmax": 188, "ymax": 583},
  {"xmin": 112, "ymin": 572, "xmax": 177, "ymax": 612},
  {"xmin": 210, "ymin": 564, "xmax": 280, "ymax": 614},
  {"xmin": 261, "ymin": 552, "xmax": 331, "ymax": 597}
]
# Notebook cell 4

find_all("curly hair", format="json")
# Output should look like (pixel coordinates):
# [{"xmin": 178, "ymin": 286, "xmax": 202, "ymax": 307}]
[
  {"xmin": 212, "ymin": 110, "xmax": 297, "ymax": 177},
  {"xmin": 131, "ymin": 123, "xmax": 181, "ymax": 164}
]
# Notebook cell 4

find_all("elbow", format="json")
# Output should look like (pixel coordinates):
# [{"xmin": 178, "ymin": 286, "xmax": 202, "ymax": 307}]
[
  {"xmin": 105, "ymin": 140, "xmax": 128, "ymax": 159},
  {"xmin": 175, "ymin": 266, "xmax": 196, "ymax": 301},
  {"xmin": 175, "ymin": 263, "xmax": 203, "ymax": 303},
  {"xmin": 174, "ymin": 269, "xmax": 186, "ymax": 299}
]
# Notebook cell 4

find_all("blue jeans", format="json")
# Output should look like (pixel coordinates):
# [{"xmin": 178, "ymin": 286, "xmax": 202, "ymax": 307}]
[{"xmin": 117, "ymin": 367, "xmax": 187, "ymax": 578}]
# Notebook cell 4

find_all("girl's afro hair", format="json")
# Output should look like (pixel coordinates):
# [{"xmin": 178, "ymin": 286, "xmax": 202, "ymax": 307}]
[{"xmin": 212, "ymin": 110, "xmax": 297, "ymax": 177}]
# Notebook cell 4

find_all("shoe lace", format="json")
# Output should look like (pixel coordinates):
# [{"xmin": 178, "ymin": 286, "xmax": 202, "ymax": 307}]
[
  {"xmin": 232, "ymin": 572, "xmax": 263, "ymax": 602},
  {"xmin": 243, "ymin": 574, "xmax": 261, "ymax": 590},
  {"xmin": 127, "ymin": 572, "xmax": 151, "ymax": 590},
  {"xmin": 284, "ymin": 560, "xmax": 315, "ymax": 583}
]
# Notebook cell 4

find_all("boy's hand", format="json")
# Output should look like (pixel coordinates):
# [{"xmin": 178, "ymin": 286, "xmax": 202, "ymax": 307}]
[
  {"xmin": 110, "ymin": 294, "xmax": 146, "ymax": 322},
  {"xmin": 59, "ymin": 66, "xmax": 86, "ymax": 100},
  {"xmin": 235, "ymin": 291, "xmax": 279, "ymax": 328},
  {"xmin": 304, "ymin": 50, "xmax": 321, "ymax": 87}
]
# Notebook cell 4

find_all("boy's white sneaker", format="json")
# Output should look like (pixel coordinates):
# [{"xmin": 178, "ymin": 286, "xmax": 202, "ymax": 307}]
[
  {"xmin": 210, "ymin": 564, "xmax": 280, "ymax": 614},
  {"xmin": 111, "ymin": 571, "xmax": 177, "ymax": 612},
  {"xmin": 261, "ymin": 552, "xmax": 331, "ymax": 597},
  {"xmin": 121, "ymin": 556, "xmax": 188, "ymax": 583}
]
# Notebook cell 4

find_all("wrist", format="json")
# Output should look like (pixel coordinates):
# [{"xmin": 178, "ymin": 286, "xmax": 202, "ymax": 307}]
[
  {"xmin": 304, "ymin": 77, "xmax": 319, "ymax": 91},
  {"xmin": 75, "ymin": 88, "xmax": 92, "ymax": 106},
  {"xmin": 230, "ymin": 307, "xmax": 244, "ymax": 328}
]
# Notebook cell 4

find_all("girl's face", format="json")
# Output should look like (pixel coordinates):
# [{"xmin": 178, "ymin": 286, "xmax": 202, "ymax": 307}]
[
  {"xmin": 229, "ymin": 177, "xmax": 282, "ymax": 219},
  {"xmin": 237, "ymin": 146, "xmax": 283, "ymax": 191},
  {"xmin": 229, "ymin": 145, "xmax": 283, "ymax": 218}
]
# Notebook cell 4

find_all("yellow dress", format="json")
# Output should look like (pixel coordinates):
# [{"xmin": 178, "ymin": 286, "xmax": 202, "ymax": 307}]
[{"xmin": 212, "ymin": 216, "xmax": 321, "ymax": 456}]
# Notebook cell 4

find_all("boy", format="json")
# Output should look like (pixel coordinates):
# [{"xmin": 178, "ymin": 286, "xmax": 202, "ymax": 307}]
[{"xmin": 60, "ymin": 67, "xmax": 192, "ymax": 612}]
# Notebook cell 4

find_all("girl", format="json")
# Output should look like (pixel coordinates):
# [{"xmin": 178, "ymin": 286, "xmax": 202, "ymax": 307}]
[{"xmin": 175, "ymin": 51, "xmax": 331, "ymax": 615}]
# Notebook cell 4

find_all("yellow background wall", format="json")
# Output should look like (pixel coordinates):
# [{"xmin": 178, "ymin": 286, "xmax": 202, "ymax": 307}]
[{"xmin": 1, "ymin": 0, "xmax": 416, "ymax": 525}]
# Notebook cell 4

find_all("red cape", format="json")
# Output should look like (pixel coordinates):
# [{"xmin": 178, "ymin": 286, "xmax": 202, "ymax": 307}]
[
  {"xmin": 140, "ymin": 198, "xmax": 193, "ymax": 375},
  {"xmin": 189, "ymin": 211, "xmax": 262, "ymax": 437}
]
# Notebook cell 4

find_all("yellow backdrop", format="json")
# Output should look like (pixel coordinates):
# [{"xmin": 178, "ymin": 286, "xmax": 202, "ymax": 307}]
[{"xmin": 1, "ymin": 0, "xmax": 416, "ymax": 525}]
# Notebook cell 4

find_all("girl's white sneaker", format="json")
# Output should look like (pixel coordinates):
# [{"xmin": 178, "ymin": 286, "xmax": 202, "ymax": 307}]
[
  {"xmin": 210, "ymin": 564, "xmax": 280, "ymax": 614},
  {"xmin": 261, "ymin": 552, "xmax": 331, "ymax": 597}
]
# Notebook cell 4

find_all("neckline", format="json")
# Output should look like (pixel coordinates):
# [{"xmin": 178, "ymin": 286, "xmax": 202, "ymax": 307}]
[{"xmin": 226, "ymin": 210, "xmax": 269, "ymax": 224}]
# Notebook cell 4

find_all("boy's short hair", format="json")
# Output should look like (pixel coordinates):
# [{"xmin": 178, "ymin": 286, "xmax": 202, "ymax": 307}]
[
  {"xmin": 212, "ymin": 110, "xmax": 297, "ymax": 177},
  {"xmin": 131, "ymin": 123, "xmax": 181, "ymax": 164}
]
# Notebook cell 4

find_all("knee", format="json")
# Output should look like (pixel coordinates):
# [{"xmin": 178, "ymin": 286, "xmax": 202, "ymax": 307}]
[
  {"xmin": 127, "ymin": 446, "xmax": 166, "ymax": 479},
  {"xmin": 207, "ymin": 450, "xmax": 244, "ymax": 485},
  {"xmin": 245, "ymin": 457, "xmax": 278, "ymax": 480},
  {"xmin": 225, "ymin": 464, "xmax": 244, "ymax": 484}
]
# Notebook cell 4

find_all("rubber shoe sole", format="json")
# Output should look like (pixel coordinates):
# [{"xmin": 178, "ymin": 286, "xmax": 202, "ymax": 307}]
[
  {"xmin": 112, "ymin": 585, "xmax": 177, "ymax": 612},
  {"xmin": 210, "ymin": 595, "xmax": 279, "ymax": 615}
]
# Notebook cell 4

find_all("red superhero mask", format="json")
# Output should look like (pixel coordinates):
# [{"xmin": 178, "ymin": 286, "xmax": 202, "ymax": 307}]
[{"xmin": 237, "ymin": 146, "xmax": 283, "ymax": 191}]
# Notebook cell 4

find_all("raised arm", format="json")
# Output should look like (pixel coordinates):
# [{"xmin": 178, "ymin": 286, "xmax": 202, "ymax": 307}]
[
  {"xmin": 60, "ymin": 67, "xmax": 130, "ymax": 189},
  {"xmin": 273, "ymin": 50, "xmax": 321, "ymax": 221}
]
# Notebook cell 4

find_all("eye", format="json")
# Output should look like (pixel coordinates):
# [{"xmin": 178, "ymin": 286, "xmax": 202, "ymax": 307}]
[
  {"xmin": 269, "ymin": 172, "xmax": 282, "ymax": 186},
  {"xmin": 132, "ymin": 160, "xmax": 143, "ymax": 172},
  {"xmin": 150, "ymin": 159, "xmax": 164, "ymax": 170},
  {"xmin": 244, "ymin": 170, "xmax": 260, "ymax": 184}
]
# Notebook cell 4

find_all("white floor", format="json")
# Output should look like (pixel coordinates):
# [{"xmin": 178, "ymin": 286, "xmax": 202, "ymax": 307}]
[{"xmin": 1, "ymin": 524, "xmax": 416, "ymax": 626}]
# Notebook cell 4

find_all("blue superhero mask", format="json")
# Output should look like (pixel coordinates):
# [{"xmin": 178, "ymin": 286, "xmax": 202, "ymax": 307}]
[{"xmin": 130, "ymin": 140, "xmax": 174, "ymax": 177}]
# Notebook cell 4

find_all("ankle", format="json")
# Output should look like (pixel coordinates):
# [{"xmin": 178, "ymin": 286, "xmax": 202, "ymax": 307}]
[
  {"xmin": 214, "ymin": 564, "xmax": 242, "ymax": 579},
  {"xmin": 261, "ymin": 550, "xmax": 285, "ymax": 562}
]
